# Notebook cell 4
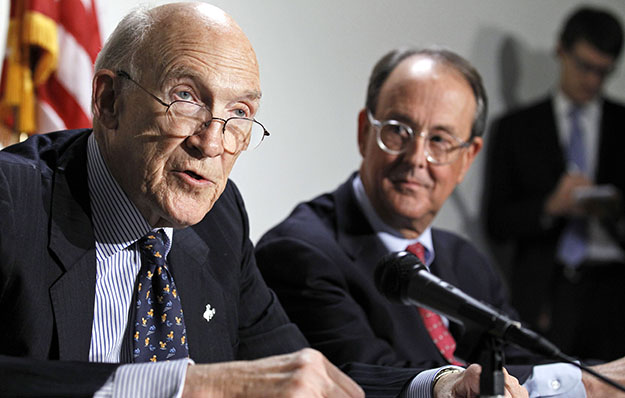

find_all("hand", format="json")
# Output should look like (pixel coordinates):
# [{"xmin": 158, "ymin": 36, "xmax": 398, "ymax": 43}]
[
  {"xmin": 576, "ymin": 185, "xmax": 623, "ymax": 220},
  {"xmin": 544, "ymin": 173, "xmax": 593, "ymax": 217},
  {"xmin": 583, "ymin": 356, "xmax": 625, "ymax": 397},
  {"xmin": 181, "ymin": 348, "xmax": 364, "ymax": 398},
  {"xmin": 433, "ymin": 364, "xmax": 528, "ymax": 398}
]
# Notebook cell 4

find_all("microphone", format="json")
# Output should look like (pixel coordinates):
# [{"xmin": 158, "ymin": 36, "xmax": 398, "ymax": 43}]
[
  {"xmin": 375, "ymin": 251, "xmax": 625, "ymax": 394},
  {"xmin": 374, "ymin": 251, "xmax": 560, "ymax": 358}
]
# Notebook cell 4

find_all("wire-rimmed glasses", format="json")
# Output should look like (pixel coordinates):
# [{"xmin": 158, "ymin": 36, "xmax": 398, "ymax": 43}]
[
  {"xmin": 117, "ymin": 70, "xmax": 269, "ymax": 153},
  {"xmin": 367, "ymin": 109, "xmax": 471, "ymax": 165}
]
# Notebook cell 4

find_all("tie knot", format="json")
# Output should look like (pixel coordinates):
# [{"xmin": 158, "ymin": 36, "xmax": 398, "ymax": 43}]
[
  {"xmin": 138, "ymin": 229, "xmax": 168, "ymax": 267},
  {"xmin": 406, "ymin": 242, "xmax": 426, "ymax": 264}
]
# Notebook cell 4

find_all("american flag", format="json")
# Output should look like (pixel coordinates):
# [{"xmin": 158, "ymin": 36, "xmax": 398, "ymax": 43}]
[{"xmin": 0, "ymin": 0, "xmax": 101, "ymax": 144}]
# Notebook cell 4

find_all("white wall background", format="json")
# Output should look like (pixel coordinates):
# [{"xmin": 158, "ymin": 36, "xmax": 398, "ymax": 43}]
[
  {"xmin": 0, "ymin": 1, "xmax": 10, "ymax": 78},
  {"xmin": 98, "ymin": 0, "xmax": 625, "ymax": 251},
  {"xmin": 5, "ymin": 1, "xmax": 625, "ymax": 256}
]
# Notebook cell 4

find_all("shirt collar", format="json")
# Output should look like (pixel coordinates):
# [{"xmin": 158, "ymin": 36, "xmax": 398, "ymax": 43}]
[
  {"xmin": 554, "ymin": 89, "xmax": 601, "ymax": 121},
  {"xmin": 352, "ymin": 174, "xmax": 434, "ymax": 266},
  {"xmin": 87, "ymin": 134, "xmax": 173, "ymax": 259}
]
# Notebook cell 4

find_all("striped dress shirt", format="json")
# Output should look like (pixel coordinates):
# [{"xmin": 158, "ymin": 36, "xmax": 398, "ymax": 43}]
[{"xmin": 86, "ymin": 133, "xmax": 188, "ymax": 397}]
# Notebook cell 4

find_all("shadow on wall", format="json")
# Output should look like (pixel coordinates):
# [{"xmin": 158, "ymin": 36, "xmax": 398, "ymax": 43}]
[
  {"xmin": 497, "ymin": 35, "xmax": 559, "ymax": 111},
  {"xmin": 441, "ymin": 27, "xmax": 558, "ymax": 290},
  {"xmin": 481, "ymin": 33, "xmax": 558, "ymax": 285}
]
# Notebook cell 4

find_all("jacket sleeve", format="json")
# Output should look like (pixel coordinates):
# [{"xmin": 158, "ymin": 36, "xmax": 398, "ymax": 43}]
[
  {"xmin": 0, "ymin": 355, "xmax": 119, "ymax": 397},
  {"xmin": 256, "ymin": 230, "xmax": 443, "ymax": 370}
]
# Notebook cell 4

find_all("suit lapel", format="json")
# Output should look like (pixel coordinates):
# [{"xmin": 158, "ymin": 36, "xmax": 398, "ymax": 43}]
[
  {"xmin": 429, "ymin": 231, "xmax": 462, "ymax": 286},
  {"xmin": 596, "ymin": 100, "xmax": 624, "ymax": 184},
  {"xmin": 334, "ymin": 176, "xmax": 388, "ymax": 270},
  {"xmin": 429, "ymin": 232, "xmax": 464, "ymax": 338},
  {"xmin": 47, "ymin": 132, "xmax": 97, "ymax": 361},
  {"xmin": 537, "ymin": 99, "xmax": 566, "ymax": 174},
  {"xmin": 431, "ymin": 230, "xmax": 497, "ymax": 362},
  {"xmin": 169, "ymin": 227, "xmax": 234, "ymax": 363}
]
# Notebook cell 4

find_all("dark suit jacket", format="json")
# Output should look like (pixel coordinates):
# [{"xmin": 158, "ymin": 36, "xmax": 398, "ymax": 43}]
[
  {"xmin": 256, "ymin": 175, "xmax": 534, "ymax": 383},
  {"xmin": 483, "ymin": 97, "xmax": 625, "ymax": 328},
  {"xmin": 0, "ymin": 129, "xmax": 307, "ymax": 396}
]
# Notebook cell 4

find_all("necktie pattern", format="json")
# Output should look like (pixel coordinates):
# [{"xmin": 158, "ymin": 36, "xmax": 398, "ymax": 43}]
[
  {"xmin": 557, "ymin": 106, "xmax": 588, "ymax": 268},
  {"xmin": 406, "ymin": 242, "xmax": 463, "ymax": 366},
  {"xmin": 133, "ymin": 230, "xmax": 189, "ymax": 362}
]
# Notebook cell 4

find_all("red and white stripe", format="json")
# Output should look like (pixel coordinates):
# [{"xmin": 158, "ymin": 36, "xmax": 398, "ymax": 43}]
[{"xmin": 37, "ymin": 0, "xmax": 101, "ymax": 133}]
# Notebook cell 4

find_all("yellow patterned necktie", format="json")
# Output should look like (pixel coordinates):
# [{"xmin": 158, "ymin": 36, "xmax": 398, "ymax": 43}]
[{"xmin": 133, "ymin": 229, "xmax": 189, "ymax": 362}]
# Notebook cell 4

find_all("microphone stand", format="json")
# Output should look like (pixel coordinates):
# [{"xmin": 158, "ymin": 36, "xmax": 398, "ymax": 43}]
[{"xmin": 477, "ymin": 335, "xmax": 505, "ymax": 398}]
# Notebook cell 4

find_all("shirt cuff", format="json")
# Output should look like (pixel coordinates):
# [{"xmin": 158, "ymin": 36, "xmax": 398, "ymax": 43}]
[
  {"xmin": 94, "ymin": 358, "xmax": 193, "ymax": 398},
  {"xmin": 523, "ymin": 362, "xmax": 585, "ymax": 398},
  {"xmin": 403, "ymin": 366, "xmax": 463, "ymax": 398}
]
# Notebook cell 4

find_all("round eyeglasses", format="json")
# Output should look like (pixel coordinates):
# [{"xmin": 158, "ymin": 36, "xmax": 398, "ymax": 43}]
[
  {"xmin": 117, "ymin": 70, "xmax": 269, "ymax": 153},
  {"xmin": 367, "ymin": 109, "xmax": 471, "ymax": 165}
]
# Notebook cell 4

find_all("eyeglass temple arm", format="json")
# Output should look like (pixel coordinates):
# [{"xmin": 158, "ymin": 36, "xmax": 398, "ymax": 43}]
[{"xmin": 116, "ymin": 70, "xmax": 171, "ymax": 109}]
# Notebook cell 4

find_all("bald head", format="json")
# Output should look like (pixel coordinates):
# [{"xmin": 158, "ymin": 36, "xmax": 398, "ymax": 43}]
[{"xmin": 95, "ymin": 2, "xmax": 257, "ymax": 85}]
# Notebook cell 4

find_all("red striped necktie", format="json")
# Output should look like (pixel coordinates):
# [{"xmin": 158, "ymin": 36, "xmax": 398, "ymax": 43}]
[{"xmin": 406, "ymin": 242, "xmax": 464, "ymax": 366}]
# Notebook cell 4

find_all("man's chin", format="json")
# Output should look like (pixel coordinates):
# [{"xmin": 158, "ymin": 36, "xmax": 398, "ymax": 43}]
[
  {"xmin": 386, "ymin": 198, "xmax": 429, "ymax": 221},
  {"xmin": 156, "ymin": 204, "xmax": 213, "ymax": 229}
]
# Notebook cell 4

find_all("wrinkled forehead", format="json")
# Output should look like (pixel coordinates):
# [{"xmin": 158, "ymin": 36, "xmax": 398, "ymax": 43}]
[{"xmin": 138, "ymin": 3, "xmax": 260, "ymax": 92}]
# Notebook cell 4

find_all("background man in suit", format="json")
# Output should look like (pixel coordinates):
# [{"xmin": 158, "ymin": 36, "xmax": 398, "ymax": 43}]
[
  {"xmin": 256, "ymin": 47, "xmax": 625, "ymax": 397},
  {"xmin": 0, "ymin": 2, "xmax": 528, "ymax": 398},
  {"xmin": 484, "ymin": 6, "xmax": 625, "ymax": 361}
]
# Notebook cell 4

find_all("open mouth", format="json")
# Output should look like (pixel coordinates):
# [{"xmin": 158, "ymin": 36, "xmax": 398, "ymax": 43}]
[{"xmin": 183, "ymin": 170, "xmax": 205, "ymax": 181}]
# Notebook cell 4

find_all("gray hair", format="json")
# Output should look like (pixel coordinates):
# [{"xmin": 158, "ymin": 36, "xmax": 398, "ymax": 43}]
[
  {"xmin": 94, "ymin": 6, "xmax": 156, "ymax": 81},
  {"xmin": 365, "ymin": 47, "xmax": 488, "ymax": 138}
]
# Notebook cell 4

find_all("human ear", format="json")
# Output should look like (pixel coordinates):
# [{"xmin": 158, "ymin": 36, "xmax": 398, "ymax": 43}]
[
  {"xmin": 92, "ymin": 70, "xmax": 119, "ymax": 130},
  {"xmin": 357, "ymin": 108, "xmax": 370, "ymax": 157},
  {"xmin": 456, "ymin": 136, "xmax": 483, "ymax": 184}
]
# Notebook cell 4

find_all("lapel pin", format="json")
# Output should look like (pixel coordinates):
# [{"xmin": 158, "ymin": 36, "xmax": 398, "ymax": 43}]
[{"xmin": 203, "ymin": 304, "xmax": 216, "ymax": 323}]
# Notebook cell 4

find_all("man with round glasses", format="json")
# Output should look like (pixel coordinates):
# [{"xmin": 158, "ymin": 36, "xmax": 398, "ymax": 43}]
[{"xmin": 256, "ymin": 47, "xmax": 625, "ymax": 397}]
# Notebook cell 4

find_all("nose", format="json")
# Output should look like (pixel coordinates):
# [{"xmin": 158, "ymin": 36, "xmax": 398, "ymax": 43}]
[
  {"xmin": 403, "ymin": 131, "xmax": 428, "ymax": 168},
  {"xmin": 584, "ymin": 70, "xmax": 604, "ymax": 91},
  {"xmin": 185, "ymin": 118, "xmax": 225, "ymax": 158}
]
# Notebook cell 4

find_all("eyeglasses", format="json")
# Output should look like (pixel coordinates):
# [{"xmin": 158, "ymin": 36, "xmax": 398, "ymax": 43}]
[
  {"xmin": 568, "ymin": 51, "xmax": 615, "ymax": 78},
  {"xmin": 367, "ymin": 109, "xmax": 472, "ymax": 165},
  {"xmin": 116, "ymin": 70, "xmax": 269, "ymax": 153}
]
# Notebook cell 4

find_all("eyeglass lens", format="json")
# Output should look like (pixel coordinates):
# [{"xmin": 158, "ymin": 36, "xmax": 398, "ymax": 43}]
[
  {"xmin": 377, "ymin": 121, "xmax": 465, "ymax": 164},
  {"xmin": 168, "ymin": 101, "xmax": 266, "ymax": 151}
]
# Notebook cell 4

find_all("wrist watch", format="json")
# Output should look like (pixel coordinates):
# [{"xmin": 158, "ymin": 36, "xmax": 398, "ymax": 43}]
[{"xmin": 433, "ymin": 366, "xmax": 464, "ymax": 390}]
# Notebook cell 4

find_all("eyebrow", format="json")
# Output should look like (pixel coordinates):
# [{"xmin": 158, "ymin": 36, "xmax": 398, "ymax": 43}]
[
  {"xmin": 384, "ymin": 112, "xmax": 460, "ymax": 138},
  {"xmin": 238, "ymin": 89, "xmax": 262, "ymax": 101},
  {"xmin": 160, "ymin": 69, "xmax": 262, "ymax": 104}
]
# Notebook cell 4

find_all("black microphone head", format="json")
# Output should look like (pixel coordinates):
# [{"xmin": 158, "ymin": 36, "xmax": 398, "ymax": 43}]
[{"xmin": 375, "ymin": 251, "xmax": 424, "ymax": 302}]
